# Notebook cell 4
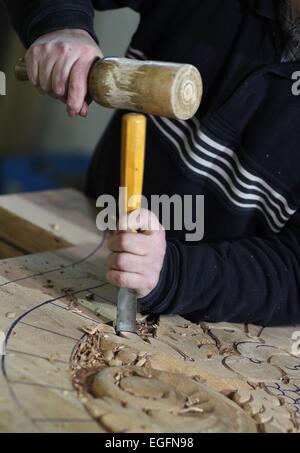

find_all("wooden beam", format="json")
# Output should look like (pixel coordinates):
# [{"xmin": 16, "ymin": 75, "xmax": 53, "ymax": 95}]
[{"xmin": 0, "ymin": 188, "xmax": 100, "ymax": 259}]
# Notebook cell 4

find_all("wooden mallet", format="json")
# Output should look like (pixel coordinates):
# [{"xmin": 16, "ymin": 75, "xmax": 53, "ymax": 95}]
[{"xmin": 15, "ymin": 57, "xmax": 202, "ymax": 120}]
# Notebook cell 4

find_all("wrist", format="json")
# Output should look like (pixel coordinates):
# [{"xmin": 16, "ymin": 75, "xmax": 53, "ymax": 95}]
[
  {"xmin": 24, "ymin": 10, "xmax": 98, "ymax": 47},
  {"xmin": 138, "ymin": 240, "xmax": 180, "ymax": 314}
]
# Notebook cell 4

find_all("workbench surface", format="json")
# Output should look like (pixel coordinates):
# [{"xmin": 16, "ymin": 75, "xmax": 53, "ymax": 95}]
[{"xmin": 0, "ymin": 189, "xmax": 299, "ymax": 433}]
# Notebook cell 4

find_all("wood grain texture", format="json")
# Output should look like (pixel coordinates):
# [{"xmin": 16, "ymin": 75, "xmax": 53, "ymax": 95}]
[
  {"xmin": 0, "ymin": 189, "xmax": 299, "ymax": 433},
  {"xmin": 0, "ymin": 189, "xmax": 100, "ymax": 259},
  {"xmin": 0, "ymin": 239, "xmax": 26, "ymax": 259},
  {"xmin": 0, "ymin": 242, "xmax": 107, "ymax": 433},
  {"xmin": 73, "ymin": 317, "xmax": 300, "ymax": 433},
  {"xmin": 0, "ymin": 207, "xmax": 71, "ymax": 257},
  {"xmin": 89, "ymin": 58, "xmax": 202, "ymax": 120}
]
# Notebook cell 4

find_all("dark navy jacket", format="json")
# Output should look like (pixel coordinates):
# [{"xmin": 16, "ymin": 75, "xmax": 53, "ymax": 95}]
[{"xmin": 6, "ymin": 0, "xmax": 300, "ymax": 326}]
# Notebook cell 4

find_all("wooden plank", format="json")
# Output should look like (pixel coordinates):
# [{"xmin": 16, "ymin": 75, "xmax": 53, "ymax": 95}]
[
  {"xmin": 0, "ymin": 242, "xmax": 108, "ymax": 433},
  {"xmin": 0, "ymin": 239, "xmax": 25, "ymax": 259},
  {"xmin": 0, "ymin": 189, "xmax": 100, "ymax": 253},
  {"xmin": 0, "ymin": 233, "xmax": 298, "ymax": 433},
  {"xmin": 0, "ymin": 207, "xmax": 71, "ymax": 257}
]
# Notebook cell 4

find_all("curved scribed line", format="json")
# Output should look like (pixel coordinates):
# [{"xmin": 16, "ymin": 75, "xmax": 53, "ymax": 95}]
[
  {"xmin": 0, "ymin": 233, "xmax": 107, "ymax": 428},
  {"xmin": 0, "ymin": 234, "xmax": 106, "ymax": 289},
  {"xmin": 0, "ymin": 282, "xmax": 107, "ymax": 429}
]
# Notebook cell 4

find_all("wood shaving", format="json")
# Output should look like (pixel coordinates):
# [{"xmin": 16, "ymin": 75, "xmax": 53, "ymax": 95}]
[
  {"xmin": 70, "ymin": 317, "xmax": 157, "ymax": 395},
  {"xmin": 71, "ymin": 308, "xmax": 83, "ymax": 315},
  {"xmin": 179, "ymin": 407, "xmax": 204, "ymax": 414},
  {"xmin": 135, "ymin": 357, "xmax": 147, "ymax": 367},
  {"xmin": 47, "ymin": 354, "xmax": 60, "ymax": 364},
  {"xmin": 5, "ymin": 312, "xmax": 16, "ymax": 319},
  {"xmin": 80, "ymin": 325, "xmax": 99, "ymax": 336},
  {"xmin": 137, "ymin": 317, "xmax": 158, "ymax": 341}
]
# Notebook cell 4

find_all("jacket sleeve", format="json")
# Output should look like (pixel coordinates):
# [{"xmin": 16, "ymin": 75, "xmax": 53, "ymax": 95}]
[
  {"xmin": 4, "ymin": 0, "xmax": 147, "ymax": 47},
  {"xmin": 139, "ymin": 211, "xmax": 300, "ymax": 327}
]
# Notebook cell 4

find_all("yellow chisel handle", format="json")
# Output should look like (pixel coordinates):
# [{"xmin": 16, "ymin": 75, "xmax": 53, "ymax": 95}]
[{"xmin": 120, "ymin": 113, "xmax": 147, "ymax": 219}]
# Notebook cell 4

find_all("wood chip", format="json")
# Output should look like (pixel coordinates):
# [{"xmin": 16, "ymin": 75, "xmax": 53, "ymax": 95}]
[
  {"xmin": 179, "ymin": 407, "xmax": 204, "ymax": 414},
  {"xmin": 47, "ymin": 354, "xmax": 60, "ymax": 364},
  {"xmin": 5, "ymin": 312, "xmax": 16, "ymax": 319},
  {"xmin": 51, "ymin": 224, "xmax": 60, "ymax": 232},
  {"xmin": 135, "ymin": 357, "xmax": 147, "ymax": 367},
  {"xmin": 80, "ymin": 325, "xmax": 100, "ymax": 336}
]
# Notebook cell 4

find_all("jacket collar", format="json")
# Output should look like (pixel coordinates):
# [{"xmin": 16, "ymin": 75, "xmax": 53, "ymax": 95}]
[{"xmin": 249, "ymin": 0, "xmax": 276, "ymax": 21}]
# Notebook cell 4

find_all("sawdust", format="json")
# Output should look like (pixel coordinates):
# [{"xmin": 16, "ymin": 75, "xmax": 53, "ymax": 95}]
[{"xmin": 71, "ymin": 316, "xmax": 157, "ymax": 395}]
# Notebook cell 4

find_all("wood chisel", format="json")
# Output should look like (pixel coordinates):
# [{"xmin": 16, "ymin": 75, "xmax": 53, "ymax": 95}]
[{"xmin": 115, "ymin": 113, "xmax": 147, "ymax": 335}]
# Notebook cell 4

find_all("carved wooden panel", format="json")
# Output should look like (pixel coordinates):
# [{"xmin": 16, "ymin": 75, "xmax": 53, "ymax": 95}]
[
  {"xmin": 71, "ymin": 317, "xmax": 300, "ymax": 433},
  {"xmin": 0, "ymin": 189, "xmax": 299, "ymax": 433}
]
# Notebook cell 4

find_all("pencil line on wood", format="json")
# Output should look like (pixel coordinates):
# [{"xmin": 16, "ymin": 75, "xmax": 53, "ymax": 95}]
[
  {"xmin": 8, "ymin": 381, "xmax": 74, "ymax": 392},
  {"xmin": 1, "ymin": 283, "xmax": 110, "ymax": 427},
  {"xmin": 51, "ymin": 302, "xmax": 100, "ymax": 323},
  {"xmin": 19, "ymin": 320, "xmax": 80, "ymax": 342},
  {"xmin": 0, "ymin": 235, "xmax": 106, "ymax": 289},
  {"xmin": 6, "ymin": 349, "xmax": 68, "ymax": 364},
  {"xmin": 89, "ymin": 291, "xmax": 115, "ymax": 305},
  {"xmin": 33, "ymin": 418, "xmax": 93, "ymax": 424}
]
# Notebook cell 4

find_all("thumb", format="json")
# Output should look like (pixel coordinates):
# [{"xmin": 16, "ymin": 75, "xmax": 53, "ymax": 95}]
[{"xmin": 118, "ymin": 209, "xmax": 163, "ymax": 234}]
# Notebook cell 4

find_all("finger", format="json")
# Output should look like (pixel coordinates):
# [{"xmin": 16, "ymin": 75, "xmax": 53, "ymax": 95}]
[
  {"xmin": 79, "ymin": 101, "xmax": 89, "ymax": 118},
  {"xmin": 106, "ymin": 270, "xmax": 142, "ymax": 290},
  {"xmin": 80, "ymin": 94, "xmax": 92, "ymax": 117},
  {"xmin": 119, "ymin": 209, "xmax": 163, "ymax": 234},
  {"xmin": 67, "ymin": 59, "xmax": 91, "ymax": 116},
  {"xmin": 38, "ymin": 58, "xmax": 57, "ymax": 93},
  {"xmin": 49, "ymin": 63, "xmax": 64, "ymax": 99},
  {"xmin": 25, "ymin": 53, "xmax": 39, "ymax": 86},
  {"xmin": 107, "ymin": 232, "xmax": 149, "ymax": 255},
  {"xmin": 108, "ymin": 252, "xmax": 146, "ymax": 273},
  {"xmin": 51, "ymin": 55, "xmax": 79, "ymax": 99}
]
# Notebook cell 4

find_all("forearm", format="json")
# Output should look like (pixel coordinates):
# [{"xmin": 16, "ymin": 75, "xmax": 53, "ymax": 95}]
[
  {"xmin": 4, "ymin": 0, "xmax": 149, "ymax": 47},
  {"xmin": 140, "ymin": 215, "xmax": 300, "ymax": 326},
  {"xmin": 4, "ymin": 0, "xmax": 96, "ymax": 47}
]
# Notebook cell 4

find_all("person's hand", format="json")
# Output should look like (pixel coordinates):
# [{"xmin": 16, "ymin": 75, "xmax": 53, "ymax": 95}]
[
  {"xmin": 106, "ymin": 209, "xmax": 166, "ymax": 299},
  {"xmin": 25, "ymin": 29, "xmax": 103, "ymax": 117}
]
